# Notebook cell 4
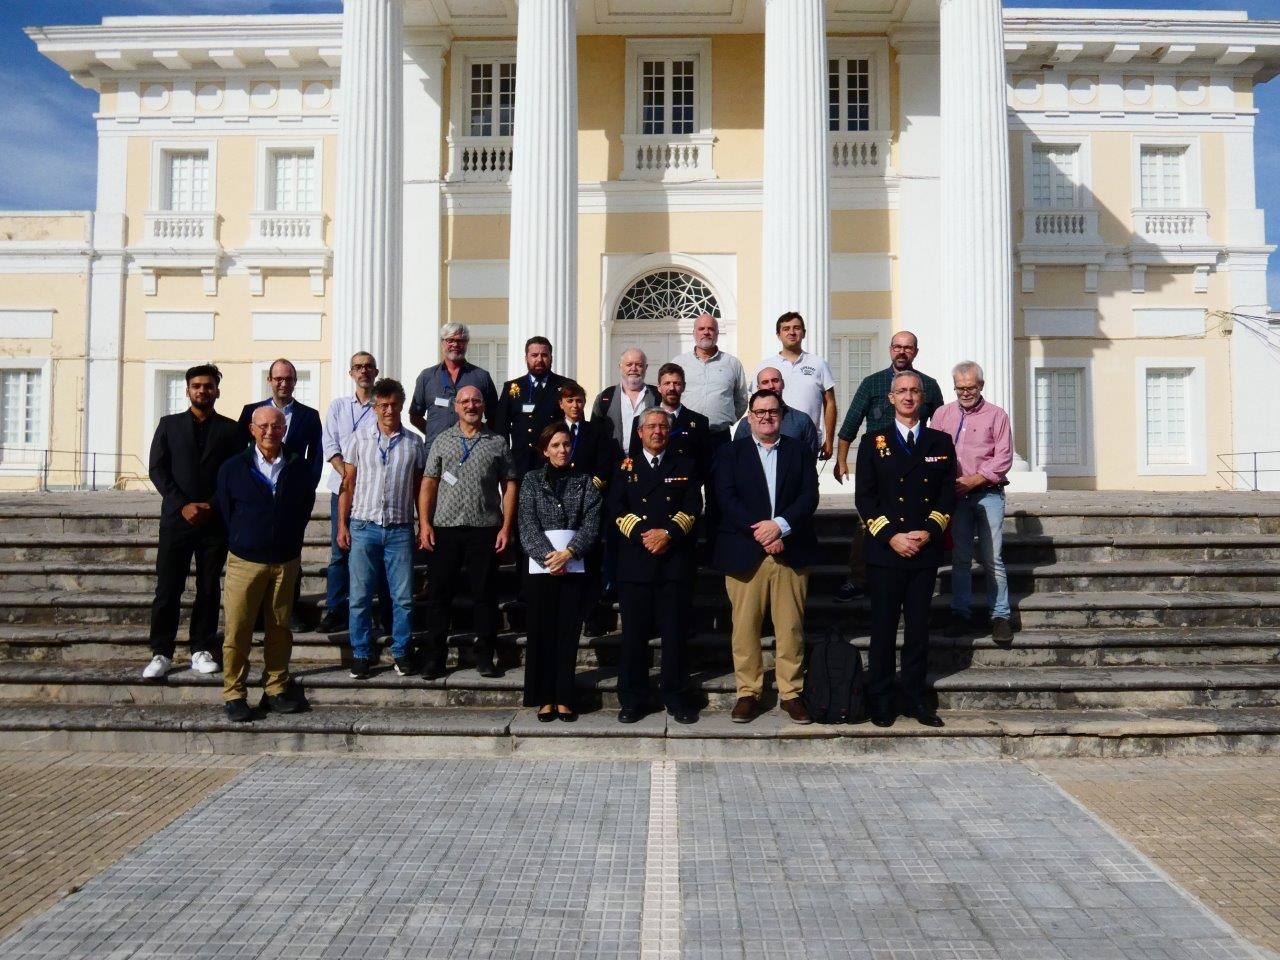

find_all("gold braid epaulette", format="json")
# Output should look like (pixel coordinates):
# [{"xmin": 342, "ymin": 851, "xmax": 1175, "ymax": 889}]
[
  {"xmin": 928, "ymin": 510, "xmax": 950, "ymax": 531},
  {"xmin": 867, "ymin": 516, "xmax": 890, "ymax": 537},
  {"xmin": 672, "ymin": 512, "xmax": 696, "ymax": 535},
  {"xmin": 616, "ymin": 513, "xmax": 642, "ymax": 537}
]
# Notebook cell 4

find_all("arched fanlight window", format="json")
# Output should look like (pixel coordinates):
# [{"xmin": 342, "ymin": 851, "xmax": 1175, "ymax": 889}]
[{"xmin": 615, "ymin": 270, "xmax": 721, "ymax": 321}]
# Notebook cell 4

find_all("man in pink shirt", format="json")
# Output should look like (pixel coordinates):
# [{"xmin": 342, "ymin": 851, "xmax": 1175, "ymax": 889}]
[{"xmin": 929, "ymin": 361, "xmax": 1014, "ymax": 645}]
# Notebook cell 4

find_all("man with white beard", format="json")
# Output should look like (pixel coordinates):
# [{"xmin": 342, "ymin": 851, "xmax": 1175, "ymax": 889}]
[{"xmin": 590, "ymin": 347, "xmax": 660, "ymax": 447}]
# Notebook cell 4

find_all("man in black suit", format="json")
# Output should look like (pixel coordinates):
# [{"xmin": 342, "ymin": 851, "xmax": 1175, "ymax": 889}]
[
  {"xmin": 237, "ymin": 358, "xmax": 324, "ymax": 486},
  {"xmin": 608, "ymin": 408, "xmax": 701, "ymax": 724},
  {"xmin": 492, "ymin": 337, "xmax": 573, "ymax": 478},
  {"xmin": 712, "ymin": 389, "xmax": 820, "ymax": 725},
  {"xmin": 143, "ymin": 364, "xmax": 244, "ymax": 681},
  {"xmin": 627, "ymin": 363, "xmax": 711, "ymax": 482},
  {"xmin": 854, "ymin": 370, "xmax": 957, "ymax": 728}
]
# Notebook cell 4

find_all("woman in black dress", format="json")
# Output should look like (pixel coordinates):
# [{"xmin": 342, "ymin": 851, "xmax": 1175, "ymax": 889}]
[{"xmin": 517, "ymin": 423, "xmax": 602, "ymax": 721}]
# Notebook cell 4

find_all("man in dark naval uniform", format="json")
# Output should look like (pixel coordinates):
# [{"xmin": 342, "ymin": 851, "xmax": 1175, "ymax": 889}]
[
  {"xmin": 607, "ymin": 407, "xmax": 702, "ymax": 724},
  {"xmin": 491, "ymin": 336, "xmax": 573, "ymax": 477},
  {"xmin": 854, "ymin": 369, "xmax": 957, "ymax": 729}
]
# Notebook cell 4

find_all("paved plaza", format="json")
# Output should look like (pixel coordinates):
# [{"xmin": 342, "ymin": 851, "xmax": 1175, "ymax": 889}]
[{"xmin": 0, "ymin": 755, "xmax": 1275, "ymax": 960}]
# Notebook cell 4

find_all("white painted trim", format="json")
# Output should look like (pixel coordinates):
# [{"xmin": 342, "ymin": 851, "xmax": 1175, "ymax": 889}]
[
  {"xmin": 1132, "ymin": 307, "xmax": 1206, "ymax": 338},
  {"xmin": 1027, "ymin": 355, "xmax": 1095, "ymax": 477},
  {"xmin": 825, "ymin": 37, "xmax": 891, "ymax": 134},
  {"xmin": 100, "ymin": 115, "xmax": 339, "ymax": 134},
  {"xmin": 1021, "ymin": 132, "xmax": 1092, "ymax": 209},
  {"xmin": 0, "ymin": 310, "xmax": 54, "ymax": 339},
  {"xmin": 446, "ymin": 41, "xmax": 517, "ymax": 180},
  {"xmin": 624, "ymin": 38, "xmax": 713, "ymax": 137},
  {"xmin": 148, "ymin": 138, "xmax": 218, "ymax": 211},
  {"xmin": 1135, "ymin": 356, "xmax": 1207, "ymax": 476},
  {"xmin": 1131, "ymin": 133, "xmax": 1203, "ymax": 208},
  {"xmin": 0, "ymin": 357, "xmax": 53, "ymax": 474},
  {"xmin": 253, "ymin": 136, "xmax": 324, "ymax": 212},
  {"xmin": 830, "ymin": 254, "xmax": 892, "ymax": 293},
  {"xmin": 250, "ymin": 311, "xmax": 323, "ymax": 341},
  {"xmin": 1010, "ymin": 114, "xmax": 1256, "ymax": 133},
  {"xmin": 144, "ymin": 310, "xmax": 215, "ymax": 341},
  {"xmin": 1024, "ymin": 308, "xmax": 1098, "ymax": 338},
  {"xmin": 447, "ymin": 259, "xmax": 509, "ymax": 300}
]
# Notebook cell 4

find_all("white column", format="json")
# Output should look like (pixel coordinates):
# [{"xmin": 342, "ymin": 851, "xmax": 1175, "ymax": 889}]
[
  {"xmin": 507, "ymin": 0, "xmax": 578, "ymax": 380},
  {"xmin": 401, "ymin": 37, "xmax": 446, "ymax": 383},
  {"xmin": 333, "ymin": 0, "xmax": 403, "ymax": 387},
  {"xmin": 940, "ymin": 0, "xmax": 1012, "ymax": 412},
  {"xmin": 762, "ymin": 0, "xmax": 830, "ymax": 357}
]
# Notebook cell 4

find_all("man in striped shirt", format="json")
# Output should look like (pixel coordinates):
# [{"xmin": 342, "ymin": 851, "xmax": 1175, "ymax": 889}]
[{"xmin": 337, "ymin": 378, "xmax": 426, "ymax": 680}]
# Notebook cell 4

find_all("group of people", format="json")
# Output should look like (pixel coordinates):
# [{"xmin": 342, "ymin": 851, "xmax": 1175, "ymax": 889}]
[{"xmin": 143, "ymin": 309, "xmax": 1014, "ymax": 729}]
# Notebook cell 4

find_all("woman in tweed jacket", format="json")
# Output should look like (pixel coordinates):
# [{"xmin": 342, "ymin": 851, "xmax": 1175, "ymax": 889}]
[{"xmin": 518, "ymin": 423, "xmax": 602, "ymax": 721}]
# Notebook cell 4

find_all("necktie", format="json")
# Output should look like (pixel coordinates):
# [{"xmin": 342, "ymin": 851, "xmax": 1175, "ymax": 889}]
[
  {"xmin": 651, "ymin": 456, "xmax": 660, "ymax": 469},
  {"xmin": 571, "ymin": 423, "xmax": 578, "ymax": 439},
  {"xmin": 906, "ymin": 430, "xmax": 916, "ymax": 452}
]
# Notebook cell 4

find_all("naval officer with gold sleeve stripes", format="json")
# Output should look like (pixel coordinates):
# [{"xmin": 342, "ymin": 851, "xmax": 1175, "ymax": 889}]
[
  {"xmin": 606, "ymin": 408, "xmax": 702, "ymax": 724},
  {"xmin": 854, "ymin": 370, "xmax": 957, "ymax": 728}
]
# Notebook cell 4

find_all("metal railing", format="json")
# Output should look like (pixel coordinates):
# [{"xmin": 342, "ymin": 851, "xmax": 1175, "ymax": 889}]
[
  {"xmin": 0, "ymin": 448, "xmax": 151, "ymax": 492},
  {"xmin": 1216, "ymin": 450, "xmax": 1280, "ymax": 491}
]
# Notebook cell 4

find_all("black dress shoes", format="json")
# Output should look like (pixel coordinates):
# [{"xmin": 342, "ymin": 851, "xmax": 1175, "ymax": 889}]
[
  {"xmin": 617, "ymin": 706, "xmax": 643, "ymax": 724},
  {"xmin": 224, "ymin": 699, "xmax": 253, "ymax": 723},
  {"xmin": 905, "ymin": 707, "xmax": 945, "ymax": 728},
  {"xmin": 870, "ymin": 714, "xmax": 895, "ymax": 728},
  {"xmin": 316, "ymin": 610, "xmax": 346, "ymax": 634},
  {"xmin": 668, "ymin": 707, "xmax": 697, "ymax": 725}
]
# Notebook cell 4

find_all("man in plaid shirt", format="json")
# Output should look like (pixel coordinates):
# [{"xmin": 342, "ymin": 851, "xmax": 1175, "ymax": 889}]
[{"xmin": 832, "ymin": 331, "xmax": 945, "ymax": 601}]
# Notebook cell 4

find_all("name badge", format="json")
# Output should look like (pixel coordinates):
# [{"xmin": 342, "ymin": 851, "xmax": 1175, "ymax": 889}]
[
  {"xmin": 441, "ymin": 471, "xmax": 459, "ymax": 486},
  {"xmin": 522, "ymin": 403, "xmax": 535, "ymax": 414},
  {"xmin": 433, "ymin": 396, "xmax": 450, "ymax": 408}
]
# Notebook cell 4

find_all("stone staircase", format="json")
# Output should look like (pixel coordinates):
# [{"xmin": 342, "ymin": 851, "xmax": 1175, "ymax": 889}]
[{"xmin": 0, "ymin": 490, "xmax": 1277, "ymax": 758}]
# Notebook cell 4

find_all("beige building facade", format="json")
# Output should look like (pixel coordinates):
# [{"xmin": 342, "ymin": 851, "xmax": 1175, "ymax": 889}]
[{"xmin": 3, "ymin": 2, "xmax": 1279, "ymax": 490}]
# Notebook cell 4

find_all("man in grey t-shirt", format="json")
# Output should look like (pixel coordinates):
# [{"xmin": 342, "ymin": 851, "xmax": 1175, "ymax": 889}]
[{"xmin": 418, "ymin": 385, "xmax": 517, "ymax": 679}]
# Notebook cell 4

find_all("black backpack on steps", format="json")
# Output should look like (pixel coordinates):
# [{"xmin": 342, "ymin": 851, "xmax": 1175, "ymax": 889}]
[{"xmin": 803, "ymin": 628, "xmax": 866, "ymax": 724}]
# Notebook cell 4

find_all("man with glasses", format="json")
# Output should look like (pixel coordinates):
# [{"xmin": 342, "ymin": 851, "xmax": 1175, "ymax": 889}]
[
  {"xmin": 408, "ymin": 323, "xmax": 499, "ymax": 451},
  {"xmin": 930, "ymin": 362, "xmax": 1014, "ymax": 645},
  {"xmin": 713, "ymin": 389, "xmax": 820, "ymax": 725},
  {"xmin": 855, "ymin": 370, "xmax": 956, "ymax": 728},
  {"xmin": 833, "ymin": 331, "xmax": 945, "ymax": 602},
  {"xmin": 319, "ymin": 352, "xmax": 391, "ymax": 635}
]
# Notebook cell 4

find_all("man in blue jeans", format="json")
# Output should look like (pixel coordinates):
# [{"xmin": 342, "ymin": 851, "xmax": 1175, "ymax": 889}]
[
  {"xmin": 337, "ymin": 378, "xmax": 426, "ymax": 678},
  {"xmin": 320, "ymin": 351, "xmax": 390, "ymax": 635},
  {"xmin": 929, "ymin": 361, "xmax": 1014, "ymax": 645}
]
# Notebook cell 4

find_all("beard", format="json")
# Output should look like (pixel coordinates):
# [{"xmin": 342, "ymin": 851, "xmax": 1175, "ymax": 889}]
[{"xmin": 622, "ymin": 374, "xmax": 645, "ymax": 391}]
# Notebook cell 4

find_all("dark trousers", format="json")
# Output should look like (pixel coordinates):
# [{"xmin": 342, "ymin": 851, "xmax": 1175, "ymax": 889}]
[
  {"xmin": 866, "ymin": 563, "xmax": 937, "ymax": 715},
  {"xmin": 617, "ymin": 579, "xmax": 691, "ymax": 711},
  {"xmin": 701, "ymin": 428, "xmax": 733, "ymax": 556},
  {"xmin": 523, "ymin": 572, "xmax": 583, "ymax": 707},
  {"xmin": 423, "ymin": 525, "xmax": 500, "ymax": 664},
  {"xmin": 846, "ymin": 522, "xmax": 867, "ymax": 587},
  {"xmin": 149, "ymin": 519, "xmax": 228, "ymax": 658}
]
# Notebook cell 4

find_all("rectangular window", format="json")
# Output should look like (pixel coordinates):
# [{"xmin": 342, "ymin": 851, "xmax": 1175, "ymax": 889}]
[
  {"xmin": 0, "ymin": 369, "xmax": 42, "ymax": 450},
  {"xmin": 165, "ymin": 150, "xmax": 210, "ymax": 211},
  {"xmin": 828, "ymin": 57, "xmax": 872, "ymax": 132},
  {"xmin": 1034, "ymin": 367, "xmax": 1085, "ymax": 467},
  {"xmin": 162, "ymin": 371, "xmax": 188, "ymax": 417},
  {"xmin": 1031, "ymin": 145, "xmax": 1080, "ymax": 208},
  {"xmin": 1140, "ymin": 146, "xmax": 1186, "ymax": 207},
  {"xmin": 641, "ymin": 58, "xmax": 696, "ymax": 135},
  {"xmin": 1145, "ymin": 367, "xmax": 1192, "ymax": 465},
  {"xmin": 832, "ymin": 334, "xmax": 877, "ymax": 436},
  {"xmin": 467, "ymin": 340, "xmax": 509, "ymax": 386},
  {"xmin": 468, "ymin": 61, "xmax": 516, "ymax": 138},
  {"xmin": 270, "ymin": 150, "xmax": 317, "ymax": 212}
]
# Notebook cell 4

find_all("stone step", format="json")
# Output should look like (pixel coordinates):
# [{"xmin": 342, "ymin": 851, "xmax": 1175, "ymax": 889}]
[
  {"xmin": 0, "ymin": 660, "xmax": 1276, "ymax": 711},
  {"xmin": 1, "ymin": 623, "xmax": 1276, "ymax": 670},
  {"xmin": 0, "ymin": 702, "xmax": 1278, "ymax": 760}
]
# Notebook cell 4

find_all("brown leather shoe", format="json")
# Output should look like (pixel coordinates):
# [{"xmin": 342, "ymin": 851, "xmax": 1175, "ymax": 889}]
[
  {"xmin": 780, "ymin": 698, "xmax": 812, "ymax": 725},
  {"xmin": 730, "ymin": 696, "xmax": 759, "ymax": 724}
]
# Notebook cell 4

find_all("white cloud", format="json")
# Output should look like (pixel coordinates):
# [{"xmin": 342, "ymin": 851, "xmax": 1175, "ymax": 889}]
[{"xmin": 0, "ymin": 67, "xmax": 97, "ymax": 209}]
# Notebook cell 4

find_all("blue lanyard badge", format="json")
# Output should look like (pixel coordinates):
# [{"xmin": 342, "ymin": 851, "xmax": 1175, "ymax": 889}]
[
  {"xmin": 458, "ymin": 434, "xmax": 483, "ymax": 467},
  {"xmin": 378, "ymin": 431, "xmax": 404, "ymax": 464},
  {"xmin": 351, "ymin": 402, "xmax": 373, "ymax": 434}
]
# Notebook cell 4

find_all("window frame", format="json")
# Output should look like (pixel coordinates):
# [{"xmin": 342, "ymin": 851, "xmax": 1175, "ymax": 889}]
[
  {"xmin": 1028, "ymin": 357, "xmax": 1094, "ymax": 477},
  {"xmin": 254, "ymin": 139, "xmax": 324, "ymax": 213},
  {"xmin": 1132, "ymin": 135, "xmax": 1202, "ymax": 210},
  {"xmin": 249, "ymin": 360, "xmax": 323, "ymax": 411},
  {"xmin": 0, "ymin": 358, "xmax": 51, "ymax": 471},
  {"xmin": 149, "ymin": 140, "xmax": 218, "ymax": 213},
  {"xmin": 1135, "ymin": 357, "xmax": 1206, "ymax": 476},
  {"xmin": 825, "ymin": 38, "xmax": 890, "ymax": 135},
  {"xmin": 1022, "ymin": 134, "xmax": 1092, "ymax": 211},
  {"xmin": 448, "ymin": 42, "xmax": 519, "ymax": 142},
  {"xmin": 623, "ymin": 38, "xmax": 713, "ymax": 140}
]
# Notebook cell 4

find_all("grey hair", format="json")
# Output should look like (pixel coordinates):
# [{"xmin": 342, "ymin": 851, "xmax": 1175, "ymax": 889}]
[
  {"xmin": 619, "ymin": 346, "xmax": 648, "ymax": 364},
  {"xmin": 639, "ymin": 408, "xmax": 672, "ymax": 429},
  {"xmin": 890, "ymin": 370, "xmax": 923, "ymax": 392},
  {"xmin": 439, "ymin": 322, "xmax": 470, "ymax": 342},
  {"xmin": 952, "ymin": 360, "xmax": 984, "ymax": 382}
]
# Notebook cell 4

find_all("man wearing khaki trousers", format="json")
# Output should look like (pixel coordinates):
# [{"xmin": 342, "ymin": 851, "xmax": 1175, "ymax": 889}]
[
  {"xmin": 214, "ymin": 406, "xmax": 317, "ymax": 722},
  {"xmin": 712, "ymin": 388, "xmax": 820, "ymax": 725}
]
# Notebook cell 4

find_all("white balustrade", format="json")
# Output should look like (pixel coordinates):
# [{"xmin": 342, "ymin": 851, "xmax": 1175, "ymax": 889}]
[
  {"xmin": 1022, "ymin": 207, "xmax": 1100, "ymax": 244},
  {"xmin": 1133, "ymin": 208, "xmax": 1210, "ymax": 241},
  {"xmin": 449, "ymin": 137, "xmax": 514, "ymax": 182},
  {"xmin": 144, "ymin": 211, "xmax": 217, "ymax": 246},
  {"xmin": 829, "ymin": 132, "xmax": 890, "ymax": 176},
  {"xmin": 620, "ymin": 134, "xmax": 715, "ymax": 182},
  {"xmin": 248, "ymin": 211, "xmax": 325, "ymax": 247}
]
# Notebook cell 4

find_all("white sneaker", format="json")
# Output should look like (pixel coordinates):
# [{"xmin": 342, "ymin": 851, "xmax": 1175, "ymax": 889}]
[
  {"xmin": 142, "ymin": 654, "xmax": 171, "ymax": 680},
  {"xmin": 190, "ymin": 651, "xmax": 220, "ymax": 674}
]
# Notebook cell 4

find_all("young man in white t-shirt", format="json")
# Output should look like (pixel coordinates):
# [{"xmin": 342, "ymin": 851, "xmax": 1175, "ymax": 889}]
[{"xmin": 755, "ymin": 311, "xmax": 836, "ymax": 460}]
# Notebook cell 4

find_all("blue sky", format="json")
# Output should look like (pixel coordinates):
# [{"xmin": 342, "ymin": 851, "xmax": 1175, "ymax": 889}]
[{"xmin": 1, "ymin": 0, "xmax": 1277, "ymax": 303}]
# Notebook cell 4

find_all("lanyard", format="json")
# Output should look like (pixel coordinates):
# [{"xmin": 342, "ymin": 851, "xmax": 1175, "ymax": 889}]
[
  {"xmin": 894, "ymin": 427, "xmax": 915, "ymax": 457},
  {"xmin": 351, "ymin": 401, "xmax": 373, "ymax": 434},
  {"xmin": 458, "ymin": 434, "xmax": 483, "ymax": 467},
  {"xmin": 953, "ymin": 411, "xmax": 966, "ymax": 445},
  {"xmin": 439, "ymin": 364, "xmax": 464, "ymax": 395},
  {"xmin": 378, "ymin": 431, "xmax": 404, "ymax": 464}
]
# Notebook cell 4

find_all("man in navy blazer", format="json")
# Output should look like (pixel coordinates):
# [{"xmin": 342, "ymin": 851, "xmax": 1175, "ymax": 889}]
[
  {"xmin": 237, "ymin": 358, "xmax": 324, "ymax": 486},
  {"xmin": 712, "ymin": 388, "xmax": 819, "ymax": 725}
]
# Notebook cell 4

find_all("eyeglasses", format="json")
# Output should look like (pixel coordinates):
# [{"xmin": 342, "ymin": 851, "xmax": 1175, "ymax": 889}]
[
  {"xmin": 351, "ymin": 363, "xmax": 377, "ymax": 371},
  {"xmin": 954, "ymin": 385, "xmax": 982, "ymax": 394},
  {"xmin": 268, "ymin": 376, "xmax": 296, "ymax": 384},
  {"xmin": 442, "ymin": 337, "xmax": 468, "ymax": 345},
  {"xmin": 891, "ymin": 388, "xmax": 922, "ymax": 396},
  {"xmin": 750, "ymin": 408, "xmax": 781, "ymax": 419}
]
